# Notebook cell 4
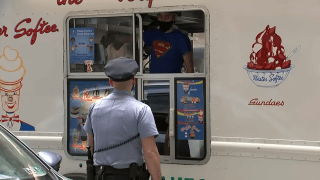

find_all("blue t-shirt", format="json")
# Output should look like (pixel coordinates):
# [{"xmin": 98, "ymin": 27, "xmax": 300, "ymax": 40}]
[
  {"xmin": 83, "ymin": 90, "xmax": 159, "ymax": 168},
  {"xmin": 143, "ymin": 28, "xmax": 191, "ymax": 73}
]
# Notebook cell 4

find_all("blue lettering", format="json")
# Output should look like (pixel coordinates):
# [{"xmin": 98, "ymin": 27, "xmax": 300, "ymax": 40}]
[
  {"xmin": 253, "ymin": 75, "xmax": 267, "ymax": 82},
  {"xmin": 269, "ymin": 73, "xmax": 283, "ymax": 83}
]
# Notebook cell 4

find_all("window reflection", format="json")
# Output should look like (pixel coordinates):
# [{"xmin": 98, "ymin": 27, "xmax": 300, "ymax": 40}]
[
  {"xmin": 69, "ymin": 17, "xmax": 135, "ymax": 73},
  {"xmin": 143, "ymin": 80, "xmax": 170, "ymax": 155}
]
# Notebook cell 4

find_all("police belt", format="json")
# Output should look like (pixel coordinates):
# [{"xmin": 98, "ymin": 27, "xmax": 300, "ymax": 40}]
[{"xmin": 94, "ymin": 165, "xmax": 130, "ymax": 175}]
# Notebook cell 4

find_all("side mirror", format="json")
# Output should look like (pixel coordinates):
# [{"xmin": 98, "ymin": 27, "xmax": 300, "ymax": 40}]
[{"xmin": 37, "ymin": 151, "xmax": 62, "ymax": 172}]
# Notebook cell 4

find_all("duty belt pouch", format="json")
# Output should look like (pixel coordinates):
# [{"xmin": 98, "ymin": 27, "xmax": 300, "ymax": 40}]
[
  {"xmin": 97, "ymin": 166, "xmax": 105, "ymax": 180},
  {"xmin": 129, "ymin": 163, "xmax": 139, "ymax": 179},
  {"xmin": 137, "ymin": 163, "xmax": 150, "ymax": 180}
]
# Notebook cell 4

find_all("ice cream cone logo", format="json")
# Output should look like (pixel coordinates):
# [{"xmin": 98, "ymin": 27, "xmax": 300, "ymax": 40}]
[
  {"xmin": 0, "ymin": 46, "xmax": 26, "ymax": 113},
  {"xmin": 0, "ymin": 46, "xmax": 33, "ymax": 131}
]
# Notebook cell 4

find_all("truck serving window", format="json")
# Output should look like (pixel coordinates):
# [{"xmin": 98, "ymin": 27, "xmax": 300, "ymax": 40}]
[
  {"xmin": 67, "ymin": 16, "xmax": 136, "ymax": 73},
  {"xmin": 64, "ymin": 6, "xmax": 209, "ymax": 164}
]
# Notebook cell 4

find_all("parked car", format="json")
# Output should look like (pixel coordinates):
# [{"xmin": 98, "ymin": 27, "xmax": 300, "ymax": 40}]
[{"xmin": 0, "ymin": 124, "xmax": 70, "ymax": 180}]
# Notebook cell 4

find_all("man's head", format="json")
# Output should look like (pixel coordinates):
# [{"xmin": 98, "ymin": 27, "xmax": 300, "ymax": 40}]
[
  {"xmin": 157, "ymin": 12, "xmax": 178, "ymax": 33},
  {"xmin": 104, "ymin": 57, "xmax": 139, "ymax": 91},
  {"xmin": 100, "ymin": 32, "xmax": 116, "ymax": 47}
]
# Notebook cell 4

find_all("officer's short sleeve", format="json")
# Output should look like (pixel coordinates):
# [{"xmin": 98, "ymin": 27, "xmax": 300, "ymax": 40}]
[
  {"xmin": 83, "ymin": 103, "xmax": 95, "ymax": 135},
  {"xmin": 178, "ymin": 33, "xmax": 192, "ymax": 56},
  {"xmin": 143, "ymin": 30, "xmax": 152, "ymax": 47},
  {"xmin": 138, "ymin": 105, "xmax": 159, "ymax": 138}
]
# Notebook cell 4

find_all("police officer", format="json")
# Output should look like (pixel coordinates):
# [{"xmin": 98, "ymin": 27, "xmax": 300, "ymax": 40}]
[{"xmin": 84, "ymin": 57, "xmax": 162, "ymax": 180}]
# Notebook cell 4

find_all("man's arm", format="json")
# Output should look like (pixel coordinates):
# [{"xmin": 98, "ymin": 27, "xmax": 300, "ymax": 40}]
[
  {"xmin": 183, "ymin": 51, "xmax": 194, "ymax": 73},
  {"xmin": 143, "ymin": 44, "xmax": 152, "ymax": 56},
  {"xmin": 142, "ymin": 136, "xmax": 162, "ymax": 180},
  {"xmin": 87, "ymin": 133, "xmax": 94, "ymax": 156}
]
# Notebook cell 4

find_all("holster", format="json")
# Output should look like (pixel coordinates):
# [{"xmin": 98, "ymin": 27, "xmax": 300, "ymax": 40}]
[
  {"xmin": 135, "ymin": 163, "xmax": 150, "ymax": 180},
  {"xmin": 86, "ymin": 146, "xmax": 95, "ymax": 180},
  {"xmin": 86, "ymin": 159, "xmax": 95, "ymax": 180}
]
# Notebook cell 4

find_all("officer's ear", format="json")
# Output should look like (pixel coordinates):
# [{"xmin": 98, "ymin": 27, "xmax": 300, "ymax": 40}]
[
  {"xmin": 132, "ymin": 77, "xmax": 136, "ymax": 85},
  {"xmin": 109, "ymin": 79, "xmax": 114, "ymax": 87}
]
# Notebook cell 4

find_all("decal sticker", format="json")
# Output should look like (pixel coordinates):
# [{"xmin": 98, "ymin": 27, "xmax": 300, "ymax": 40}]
[
  {"xmin": 69, "ymin": 27, "xmax": 95, "ymax": 71},
  {"xmin": 244, "ymin": 25, "xmax": 300, "ymax": 87},
  {"xmin": 0, "ymin": 46, "xmax": 34, "ymax": 131}
]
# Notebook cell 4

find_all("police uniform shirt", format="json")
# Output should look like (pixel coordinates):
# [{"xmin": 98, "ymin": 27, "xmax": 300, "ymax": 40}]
[{"xmin": 83, "ymin": 89, "xmax": 159, "ymax": 169}]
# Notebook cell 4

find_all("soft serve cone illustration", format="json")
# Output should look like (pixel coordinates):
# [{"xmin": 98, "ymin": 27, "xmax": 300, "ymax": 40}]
[{"xmin": 0, "ymin": 46, "xmax": 34, "ymax": 131}]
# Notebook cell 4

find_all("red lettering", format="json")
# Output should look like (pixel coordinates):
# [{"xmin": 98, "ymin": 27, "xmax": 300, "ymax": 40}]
[
  {"xmin": 248, "ymin": 98, "xmax": 284, "ymax": 106},
  {"xmin": 14, "ymin": 18, "xmax": 32, "ymax": 39},
  {"xmin": 39, "ymin": 21, "xmax": 49, "ymax": 34},
  {"xmin": 58, "ymin": 0, "xmax": 83, "ymax": 5},
  {"xmin": 14, "ymin": 18, "xmax": 59, "ymax": 45},
  {"xmin": 29, "ymin": 18, "xmax": 43, "ymax": 45},
  {"xmin": 51, "ymin": 24, "xmax": 59, "ymax": 32},
  {"xmin": 27, "ymin": 29, "xmax": 33, "ymax": 36},
  {"xmin": 44, "ymin": 26, "xmax": 51, "ymax": 33},
  {"xmin": 248, "ymin": 98, "xmax": 257, "ymax": 105},
  {"xmin": 74, "ymin": 0, "xmax": 83, "ymax": 4},
  {"xmin": 57, "ymin": 0, "xmax": 67, "ymax": 5},
  {"xmin": 148, "ymin": 0, "xmax": 152, "ymax": 8},
  {"xmin": 0, "ymin": 26, "xmax": 8, "ymax": 37},
  {"xmin": 119, "ymin": 0, "xmax": 152, "ymax": 7},
  {"xmin": 68, "ymin": 0, "xmax": 75, "ymax": 4}
]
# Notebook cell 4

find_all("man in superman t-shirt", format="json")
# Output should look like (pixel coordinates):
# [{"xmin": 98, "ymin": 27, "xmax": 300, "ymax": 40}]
[{"xmin": 143, "ymin": 12, "xmax": 194, "ymax": 73}]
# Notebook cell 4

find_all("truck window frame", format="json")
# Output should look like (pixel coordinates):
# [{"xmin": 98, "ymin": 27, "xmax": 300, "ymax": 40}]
[{"xmin": 63, "ymin": 5, "xmax": 211, "ymax": 165}]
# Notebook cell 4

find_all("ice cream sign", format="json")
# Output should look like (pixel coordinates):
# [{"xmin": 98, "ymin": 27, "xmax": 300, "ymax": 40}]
[{"xmin": 244, "ymin": 25, "xmax": 301, "ymax": 87}]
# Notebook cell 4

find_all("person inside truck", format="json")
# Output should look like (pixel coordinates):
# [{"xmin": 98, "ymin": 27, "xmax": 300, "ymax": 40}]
[
  {"xmin": 143, "ymin": 12, "xmax": 194, "ymax": 73},
  {"xmin": 100, "ymin": 31, "xmax": 133, "ymax": 64}
]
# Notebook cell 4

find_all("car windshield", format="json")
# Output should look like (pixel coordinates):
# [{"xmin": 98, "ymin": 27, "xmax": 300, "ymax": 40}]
[{"xmin": 0, "ymin": 127, "xmax": 57, "ymax": 180}]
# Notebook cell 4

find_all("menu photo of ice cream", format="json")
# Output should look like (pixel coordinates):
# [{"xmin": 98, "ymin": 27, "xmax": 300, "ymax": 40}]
[
  {"xmin": 68, "ymin": 80, "xmax": 114, "ymax": 154},
  {"xmin": 177, "ymin": 110, "xmax": 204, "ymax": 140},
  {"xmin": 244, "ymin": 25, "xmax": 301, "ymax": 87},
  {"xmin": 178, "ymin": 80, "xmax": 203, "ymax": 109}
]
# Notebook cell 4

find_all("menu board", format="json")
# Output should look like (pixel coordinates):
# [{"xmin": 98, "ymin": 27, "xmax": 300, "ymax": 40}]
[
  {"xmin": 67, "ymin": 79, "xmax": 112, "ymax": 155},
  {"xmin": 176, "ymin": 78, "xmax": 205, "ymax": 141},
  {"xmin": 69, "ymin": 27, "xmax": 95, "ymax": 72},
  {"xmin": 67, "ymin": 79, "xmax": 136, "ymax": 155}
]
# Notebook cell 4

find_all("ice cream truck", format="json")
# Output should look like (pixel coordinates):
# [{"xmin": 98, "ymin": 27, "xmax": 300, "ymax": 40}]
[{"xmin": 1, "ymin": 0, "xmax": 320, "ymax": 179}]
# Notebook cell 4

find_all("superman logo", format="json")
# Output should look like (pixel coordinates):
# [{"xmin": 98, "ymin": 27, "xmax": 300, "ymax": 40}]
[{"xmin": 153, "ymin": 40, "xmax": 172, "ymax": 58}]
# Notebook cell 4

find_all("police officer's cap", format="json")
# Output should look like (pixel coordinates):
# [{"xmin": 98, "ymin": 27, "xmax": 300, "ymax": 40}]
[{"xmin": 104, "ymin": 57, "xmax": 139, "ymax": 82}]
